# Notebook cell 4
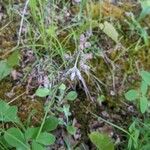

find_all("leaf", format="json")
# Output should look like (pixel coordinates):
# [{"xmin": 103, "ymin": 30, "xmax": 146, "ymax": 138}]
[
  {"xmin": 140, "ymin": 80, "xmax": 148, "ymax": 96},
  {"xmin": 35, "ymin": 88, "xmax": 50, "ymax": 97},
  {"xmin": 125, "ymin": 90, "xmax": 139, "ymax": 101},
  {"xmin": 99, "ymin": 21, "xmax": 119, "ymax": 43},
  {"xmin": 67, "ymin": 125, "xmax": 77, "ymax": 135},
  {"xmin": 128, "ymin": 121, "xmax": 139, "ymax": 149},
  {"xmin": 62, "ymin": 104, "xmax": 71, "ymax": 121},
  {"xmin": 89, "ymin": 132, "xmax": 114, "ymax": 150},
  {"xmin": 32, "ymin": 140, "xmax": 45, "ymax": 150},
  {"xmin": 43, "ymin": 116, "xmax": 59, "ymax": 132},
  {"xmin": 4, "ymin": 128, "xmax": 28, "ymax": 149},
  {"xmin": 65, "ymin": 91, "xmax": 78, "ymax": 101},
  {"xmin": 0, "ymin": 100, "xmax": 19, "ymax": 123},
  {"xmin": 25, "ymin": 127, "xmax": 39, "ymax": 140},
  {"xmin": 7, "ymin": 51, "xmax": 20, "ymax": 67},
  {"xmin": 36, "ymin": 132, "xmax": 55, "ymax": 145},
  {"xmin": 133, "ymin": 129, "xmax": 140, "ymax": 148},
  {"xmin": 139, "ymin": 0, "xmax": 150, "ymax": 19},
  {"xmin": 59, "ymin": 83, "xmax": 66, "ymax": 90},
  {"xmin": 97, "ymin": 95, "xmax": 105, "ymax": 102},
  {"xmin": 140, "ymin": 70, "xmax": 150, "ymax": 86},
  {"xmin": 0, "ymin": 136, "xmax": 11, "ymax": 148},
  {"xmin": 0, "ymin": 100, "xmax": 9, "ymax": 114},
  {"xmin": 0, "ymin": 60, "xmax": 12, "ymax": 81},
  {"xmin": 140, "ymin": 96, "xmax": 148, "ymax": 113},
  {"xmin": 5, "ymin": 106, "xmax": 20, "ymax": 123}
]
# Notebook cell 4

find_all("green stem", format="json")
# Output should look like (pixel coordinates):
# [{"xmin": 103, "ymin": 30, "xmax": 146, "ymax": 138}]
[
  {"xmin": 84, "ymin": 107, "xmax": 136, "ymax": 143},
  {"xmin": 36, "ymin": 84, "xmax": 60, "ymax": 140}
]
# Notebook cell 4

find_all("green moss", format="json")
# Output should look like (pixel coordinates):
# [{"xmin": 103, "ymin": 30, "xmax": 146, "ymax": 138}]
[{"xmin": 0, "ymin": 79, "xmax": 44, "ymax": 126}]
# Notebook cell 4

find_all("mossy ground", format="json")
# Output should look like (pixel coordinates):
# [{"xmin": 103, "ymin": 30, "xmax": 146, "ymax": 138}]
[{"xmin": 0, "ymin": 0, "xmax": 150, "ymax": 149}]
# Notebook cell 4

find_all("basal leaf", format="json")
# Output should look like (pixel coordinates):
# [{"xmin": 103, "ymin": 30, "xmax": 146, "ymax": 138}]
[
  {"xmin": 25, "ymin": 127, "xmax": 39, "ymax": 140},
  {"xmin": 59, "ymin": 83, "xmax": 66, "ymax": 90},
  {"xmin": 43, "ymin": 116, "xmax": 59, "ymax": 132},
  {"xmin": 7, "ymin": 51, "xmax": 20, "ymax": 67},
  {"xmin": 32, "ymin": 140, "xmax": 45, "ymax": 150},
  {"xmin": 0, "ymin": 60, "xmax": 12, "ymax": 81},
  {"xmin": 4, "ymin": 128, "xmax": 28, "ymax": 149},
  {"xmin": 0, "ymin": 100, "xmax": 19, "ymax": 123},
  {"xmin": 35, "ymin": 88, "xmax": 50, "ymax": 97},
  {"xmin": 140, "ymin": 96, "xmax": 148, "ymax": 113},
  {"xmin": 140, "ymin": 70, "xmax": 150, "ymax": 85},
  {"xmin": 67, "ymin": 125, "xmax": 77, "ymax": 135},
  {"xmin": 5, "ymin": 106, "xmax": 20, "ymax": 123},
  {"xmin": 140, "ymin": 80, "xmax": 148, "ymax": 96},
  {"xmin": 36, "ymin": 132, "xmax": 55, "ymax": 145},
  {"xmin": 65, "ymin": 91, "xmax": 78, "ymax": 101},
  {"xmin": 89, "ymin": 132, "xmax": 114, "ymax": 150},
  {"xmin": 0, "ymin": 100, "xmax": 9, "ymax": 114},
  {"xmin": 125, "ymin": 90, "xmax": 139, "ymax": 101}
]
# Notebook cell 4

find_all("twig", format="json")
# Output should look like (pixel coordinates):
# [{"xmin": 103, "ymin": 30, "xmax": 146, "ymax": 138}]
[
  {"xmin": 8, "ymin": 92, "xmax": 26, "ymax": 104},
  {"xmin": 0, "ymin": 0, "xmax": 30, "ymax": 59},
  {"xmin": 17, "ymin": 0, "xmax": 30, "ymax": 46}
]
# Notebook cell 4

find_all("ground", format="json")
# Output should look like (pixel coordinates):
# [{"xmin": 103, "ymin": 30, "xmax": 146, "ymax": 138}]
[{"xmin": 0, "ymin": 0, "xmax": 150, "ymax": 150}]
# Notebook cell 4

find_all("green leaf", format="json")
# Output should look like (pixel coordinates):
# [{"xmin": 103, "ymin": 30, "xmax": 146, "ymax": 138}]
[
  {"xmin": 35, "ymin": 88, "xmax": 50, "ymax": 97},
  {"xmin": 43, "ymin": 116, "xmax": 59, "ymax": 132},
  {"xmin": 7, "ymin": 51, "xmax": 20, "ymax": 67},
  {"xmin": 140, "ymin": 80, "xmax": 148, "ymax": 96},
  {"xmin": 128, "ymin": 121, "xmax": 139, "ymax": 149},
  {"xmin": 32, "ymin": 140, "xmax": 45, "ymax": 150},
  {"xmin": 62, "ymin": 104, "xmax": 71, "ymax": 122},
  {"xmin": 125, "ymin": 90, "xmax": 139, "ymax": 101},
  {"xmin": 36, "ymin": 132, "xmax": 55, "ymax": 145},
  {"xmin": 0, "ymin": 60, "xmax": 12, "ymax": 81},
  {"xmin": 65, "ymin": 91, "xmax": 78, "ymax": 101},
  {"xmin": 89, "ymin": 132, "xmax": 114, "ymax": 150},
  {"xmin": 140, "ymin": 70, "xmax": 150, "ymax": 85},
  {"xmin": 4, "ymin": 128, "xmax": 28, "ymax": 149},
  {"xmin": 0, "ymin": 100, "xmax": 9, "ymax": 114},
  {"xmin": 0, "ymin": 100, "xmax": 19, "ymax": 123},
  {"xmin": 5, "ymin": 106, "xmax": 20, "ymax": 123},
  {"xmin": 99, "ymin": 21, "xmax": 119, "ymax": 43},
  {"xmin": 59, "ymin": 83, "xmax": 66, "ymax": 90},
  {"xmin": 25, "ymin": 127, "xmax": 39, "ymax": 140},
  {"xmin": 67, "ymin": 125, "xmax": 77, "ymax": 135},
  {"xmin": 0, "ymin": 136, "xmax": 12, "ymax": 148},
  {"xmin": 139, "ymin": 0, "xmax": 150, "ymax": 19},
  {"xmin": 97, "ymin": 95, "xmax": 105, "ymax": 102},
  {"xmin": 140, "ymin": 96, "xmax": 148, "ymax": 113}
]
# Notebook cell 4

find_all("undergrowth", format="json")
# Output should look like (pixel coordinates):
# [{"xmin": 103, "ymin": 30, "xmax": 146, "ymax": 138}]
[{"xmin": 0, "ymin": 0, "xmax": 150, "ymax": 149}]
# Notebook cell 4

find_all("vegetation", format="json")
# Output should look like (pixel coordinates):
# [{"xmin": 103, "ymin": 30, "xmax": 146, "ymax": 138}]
[{"xmin": 0, "ymin": 0, "xmax": 150, "ymax": 149}]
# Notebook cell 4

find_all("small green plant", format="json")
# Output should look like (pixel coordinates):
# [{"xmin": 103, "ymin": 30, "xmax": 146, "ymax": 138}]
[
  {"xmin": 0, "ymin": 100, "xmax": 59, "ymax": 150},
  {"xmin": 0, "ymin": 51, "xmax": 20, "ymax": 81},
  {"xmin": 35, "ymin": 84, "xmax": 78, "ymax": 136},
  {"xmin": 127, "ymin": 118, "xmax": 150, "ymax": 150},
  {"xmin": 125, "ymin": 70, "xmax": 150, "ymax": 113}
]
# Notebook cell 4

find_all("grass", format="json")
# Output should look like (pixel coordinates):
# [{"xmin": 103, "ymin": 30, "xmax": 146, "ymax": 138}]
[{"xmin": 0, "ymin": 0, "xmax": 150, "ymax": 149}]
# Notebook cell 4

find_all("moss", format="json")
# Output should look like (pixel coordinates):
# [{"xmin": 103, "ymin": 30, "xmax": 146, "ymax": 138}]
[
  {"xmin": 70, "ymin": 88, "xmax": 99, "ymax": 142},
  {"xmin": 0, "ymin": 79, "xmax": 44, "ymax": 126}
]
